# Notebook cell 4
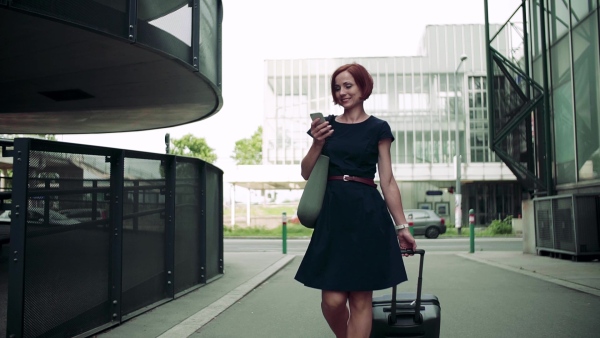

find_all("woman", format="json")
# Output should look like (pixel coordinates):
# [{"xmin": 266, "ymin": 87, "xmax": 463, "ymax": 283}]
[{"xmin": 295, "ymin": 63, "xmax": 417, "ymax": 338}]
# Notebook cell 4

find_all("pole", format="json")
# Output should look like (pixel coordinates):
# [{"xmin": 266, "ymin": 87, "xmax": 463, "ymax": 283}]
[
  {"xmin": 165, "ymin": 133, "xmax": 170, "ymax": 154},
  {"xmin": 282, "ymin": 212, "xmax": 287, "ymax": 254},
  {"xmin": 469, "ymin": 209, "xmax": 475, "ymax": 253},
  {"xmin": 454, "ymin": 55, "xmax": 467, "ymax": 235}
]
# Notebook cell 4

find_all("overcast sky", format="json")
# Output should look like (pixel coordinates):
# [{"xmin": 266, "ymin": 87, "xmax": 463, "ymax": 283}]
[{"xmin": 60, "ymin": 0, "xmax": 520, "ymax": 183}]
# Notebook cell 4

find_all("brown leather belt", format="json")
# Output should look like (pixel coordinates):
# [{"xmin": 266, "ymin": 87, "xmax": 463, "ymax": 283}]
[{"xmin": 328, "ymin": 175, "xmax": 377, "ymax": 188}]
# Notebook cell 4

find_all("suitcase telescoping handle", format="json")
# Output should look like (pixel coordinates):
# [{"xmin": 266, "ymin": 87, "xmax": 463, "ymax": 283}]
[{"xmin": 391, "ymin": 249, "xmax": 425, "ymax": 325}]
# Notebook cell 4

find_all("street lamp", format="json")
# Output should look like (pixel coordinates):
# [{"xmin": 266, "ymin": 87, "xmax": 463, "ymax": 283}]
[{"xmin": 454, "ymin": 54, "xmax": 467, "ymax": 234}]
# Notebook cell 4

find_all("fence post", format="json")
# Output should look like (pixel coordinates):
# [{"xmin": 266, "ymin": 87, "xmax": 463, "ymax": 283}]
[
  {"xmin": 469, "ymin": 209, "xmax": 475, "ymax": 253},
  {"xmin": 282, "ymin": 212, "xmax": 287, "ymax": 254}
]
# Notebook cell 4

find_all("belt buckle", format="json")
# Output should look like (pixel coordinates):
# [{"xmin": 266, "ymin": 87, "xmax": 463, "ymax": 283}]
[{"xmin": 342, "ymin": 175, "xmax": 350, "ymax": 182}]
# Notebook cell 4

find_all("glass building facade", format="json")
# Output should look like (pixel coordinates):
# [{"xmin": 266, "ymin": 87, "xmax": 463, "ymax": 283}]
[
  {"xmin": 483, "ymin": 0, "xmax": 600, "ymax": 257},
  {"xmin": 264, "ymin": 25, "xmax": 522, "ymax": 225},
  {"xmin": 531, "ymin": 0, "xmax": 600, "ymax": 187}
]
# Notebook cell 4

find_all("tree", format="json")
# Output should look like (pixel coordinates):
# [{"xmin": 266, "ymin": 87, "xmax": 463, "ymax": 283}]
[
  {"xmin": 169, "ymin": 133, "xmax": 217, "ymax": 164},
  {"xmin": 231, "ymin": 126, "xmax": 262, "ymax": 165}
]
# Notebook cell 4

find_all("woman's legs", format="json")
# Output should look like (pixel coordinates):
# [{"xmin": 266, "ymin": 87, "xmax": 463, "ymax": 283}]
[
  {"xmin": 347, "ymin": 291, "xmax": 373, "ymax": 338},
  {"xmin": 321, "ymin": 290, "xmax": 349, "ymax": 338},
  {"xmin": 321, "ymin": 290, "xmax": 373, "ymax": 338}
]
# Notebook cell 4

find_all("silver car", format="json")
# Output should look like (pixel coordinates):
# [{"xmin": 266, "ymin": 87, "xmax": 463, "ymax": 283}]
[
  {"xmin": 1, "ymin": 210, "xmax": 11, "ymax": 247},
  {"xmin": 27, "ymin": 208, "xmax": 80, "ymax": 226},
  {"xmin": 404, "ymin": 209, "xmax": 446, "ymax": 239}
]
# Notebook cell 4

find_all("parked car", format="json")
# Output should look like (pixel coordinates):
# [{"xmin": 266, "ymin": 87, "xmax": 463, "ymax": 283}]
[
  {"xmin": 404, "ymin": 209, "xmax": 446, "ymax": 239},
  {"xmin": 0, "ymin": 210, "xmax": 10, "ymax": 248},
  {"xmin": 27, "ymin": 207, "xmax": 80, "ymax": 226},
  {"xmin": 58, "ymin": 208, "xmax": 108, "ymax": 222},
  {"xmin": 0, "ymin": 210, "xmax": 10, "ymax": 225}
]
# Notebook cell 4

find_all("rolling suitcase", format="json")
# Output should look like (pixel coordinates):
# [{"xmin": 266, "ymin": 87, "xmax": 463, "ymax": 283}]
[{"xmin": 371, "ymin": 249, "xmax": 441, "ymax": 338}]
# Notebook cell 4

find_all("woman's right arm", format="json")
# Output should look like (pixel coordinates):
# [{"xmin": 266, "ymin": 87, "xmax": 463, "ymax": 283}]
[{"xmin": 301, "ymin": 118, "xmax": 333, "ymax": 180}]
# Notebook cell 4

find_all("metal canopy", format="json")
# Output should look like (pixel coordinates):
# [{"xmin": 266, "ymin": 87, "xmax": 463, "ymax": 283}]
[{"xmin": 0, "ymin": 7, "xmax": 222, "ymax": 134}]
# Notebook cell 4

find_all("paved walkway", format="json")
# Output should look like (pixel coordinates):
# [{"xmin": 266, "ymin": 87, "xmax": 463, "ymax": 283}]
[{"xmin": 98, "ymin": 250, "xmax": 600, "ymax": 338}]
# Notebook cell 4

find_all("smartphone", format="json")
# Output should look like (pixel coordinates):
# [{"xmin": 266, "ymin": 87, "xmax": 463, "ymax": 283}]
[{"xmin": 310, "ymin": 112, "xmax": 325, "ymax": 124}]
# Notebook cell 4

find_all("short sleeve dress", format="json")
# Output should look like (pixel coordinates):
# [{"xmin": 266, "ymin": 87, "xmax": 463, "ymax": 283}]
[{"xmin": 294, "ymin": 115, "xmax": 408, "ymax": 291}]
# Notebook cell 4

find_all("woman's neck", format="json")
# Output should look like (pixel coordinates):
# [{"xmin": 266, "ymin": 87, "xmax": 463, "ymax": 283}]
[{"xmin": 340, "ymin": 107, "xmax": 368, "ymax": 124}]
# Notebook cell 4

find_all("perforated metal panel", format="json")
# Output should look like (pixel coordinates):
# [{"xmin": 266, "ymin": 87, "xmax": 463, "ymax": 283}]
[
  {"xmin": 6, "ymin": 139, "xmax": 224, "ymax": 337},
  {"xmin": 10, "ymin": 0, "xmax": 128, "ymax": 38},
  {"xmin": 23, "ymin": 150, "xmax": 112, "ymax": 338},
  {"xmin": 535, "ymin": 194, "xmax": 600, "ymax": 256},
  {"xmin": 535, "ymin": 199, "xmax": 553, "ymax": 248},
  {"xmin": 552, "ymin": 198, "xmax": 574, "ymax": 252},
  {"xmin": 121, "ymin": 157, "xmax": 168, "ymax": 316},
  {"xmin": 205, "ymin": 165, "xmax": 223, "ymax": 280},
  {"xmin": 574, "ymin": 196, "xmax": 600, "ymax": 253},
  {"xmin": 174, "ymin": 160, "xmax": 202, "ymax": 294},
  {"xmin": 197, "ymin": 0, "xmax": 222, "ymax": 86},
  {"xmin": 136, "ymin": 0, "xmax": 192, "ymax": 65}
]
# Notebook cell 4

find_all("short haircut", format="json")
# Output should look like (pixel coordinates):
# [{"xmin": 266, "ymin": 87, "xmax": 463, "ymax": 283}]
[{"xmin": 330, "ymin": 63, "xmax": 374, "ymax": 105}]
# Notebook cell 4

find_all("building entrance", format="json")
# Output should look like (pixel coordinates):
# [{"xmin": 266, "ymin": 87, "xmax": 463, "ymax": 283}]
[{"xmin": 465, "ymin": 182, "xmax": 521, "ymax": 225}]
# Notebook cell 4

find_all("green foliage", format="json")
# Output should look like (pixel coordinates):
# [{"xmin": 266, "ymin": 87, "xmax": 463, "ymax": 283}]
[
  {"xmin": 1, "ymin": 134, "xmax": 56, "ymax": 140},
  {"xmin": 224, "ymin": 224, "xmax": 313, "ymax": 238},
  {"xmin": 169, "ymin": 133, "xmax": 217, "ymax": 164},
  {"xmin": 224, "ymin": 204, "xmax": 296, "ymax": 218},
  {"xmin": 231, "ymin": 126, "xmax": 262, "ymax": 165},
  {"xmin": 488, "ymin": 216, "xmax": 513, "ymax": 235}
]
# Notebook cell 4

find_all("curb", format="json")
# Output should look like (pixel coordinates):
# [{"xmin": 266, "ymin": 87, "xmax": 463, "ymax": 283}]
[
  {"xmin": 157, "ymin": 254, "xmax": 296, "ymax": 338},
  {"xmin": 457, "ymin": 253, "xmax": 600, "ymax": 298}
]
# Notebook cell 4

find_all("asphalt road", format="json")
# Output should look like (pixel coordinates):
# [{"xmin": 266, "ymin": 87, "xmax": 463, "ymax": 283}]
[
  {"xmin": 191, "ymin": 253, "xmax": 600, "ymax": 338},
  {"xmin": 224, "ymin": 237, "xmax": 523, "ymax": 254}
]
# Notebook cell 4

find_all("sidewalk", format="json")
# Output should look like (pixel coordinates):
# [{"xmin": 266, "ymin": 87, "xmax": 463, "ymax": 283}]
[{"xmin": 97, "ymin": 250, "xmax": 600, "ymax": 338}]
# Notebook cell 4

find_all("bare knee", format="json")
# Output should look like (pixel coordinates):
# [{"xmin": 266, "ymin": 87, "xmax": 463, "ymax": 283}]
[
  {"xmin": 348, "ymin": 291, "xmax": 373, "ymax": 314},
  {"xmin": 321, "ymin": 290, "xmax": 349, "ymax": 312}
]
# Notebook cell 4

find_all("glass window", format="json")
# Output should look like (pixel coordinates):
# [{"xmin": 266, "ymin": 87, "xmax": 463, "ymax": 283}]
[
  {"xmin": 573, "ymin": 14, "xmax": 600, "ymax": 181},
  {"xmin": 439, "ymin": 74, "xmax": 448, "ymax": 92},
  {"xmin": 553, "ymin": 82, "xmax": 576, "ymax": 184},
  {"xmin": 364, "ymin": 93, "xmax": 389, "ymax": 111},
  {"xmin": 549, "ymin": 0, "xmax": 570, "ymax": 43},
  {"xmin": 398, "ymin": 93, "xmax": 429, "ymax": 111},
  {"xmin": 550, "ymin": 35, "xmax": 572, "ymax": 89},
  {"xmin": 571, "ymin": 0, "xmax": 598, "ymax": 24},
  {"xmin": 531, "ymin": 0, "xmax": 543, "ymax": 57},
  {"xmin": 550, "ymin": 34, "xmax": 576, "ymax": 184}
]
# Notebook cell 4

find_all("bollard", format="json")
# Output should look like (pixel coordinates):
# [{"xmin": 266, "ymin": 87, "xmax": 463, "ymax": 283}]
[
  {"xmin": 282, "ymin": 212, "xmax": 287, "ymax": 254},
  {"xmin": 469, "ymin": 209, "xmax": 475, "ymax": 253},
  {"xmin": 408, "ymin": 222, "xmax": 414, "ymax": 236}
]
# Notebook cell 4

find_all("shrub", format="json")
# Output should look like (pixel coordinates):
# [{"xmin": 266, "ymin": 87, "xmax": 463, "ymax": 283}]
[{"xmin": 487, "ymin": 216, "xmax": 513, "ymax": 235}]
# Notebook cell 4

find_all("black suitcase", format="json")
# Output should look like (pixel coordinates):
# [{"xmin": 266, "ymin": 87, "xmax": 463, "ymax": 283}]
[{"xmin": 371, "ymin": 249, "xmax": 441, "ymax": 338}]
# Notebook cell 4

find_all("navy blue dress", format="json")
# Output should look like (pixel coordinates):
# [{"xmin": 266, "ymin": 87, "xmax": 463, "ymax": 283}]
[{"xmin": 295, "ymin": 115, "xmax": 408, "ymax": 291}]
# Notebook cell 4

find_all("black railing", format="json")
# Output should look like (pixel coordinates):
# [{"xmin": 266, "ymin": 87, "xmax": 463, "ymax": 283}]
[{"xmin": 2, "ymin": 138, "xmax": 223, "ymax": 338}]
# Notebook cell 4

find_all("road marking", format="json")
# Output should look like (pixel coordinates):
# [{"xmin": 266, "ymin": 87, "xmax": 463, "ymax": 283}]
[{"xmin": 157, "ymin": 254, "xmax": 296, "ymax": 338}]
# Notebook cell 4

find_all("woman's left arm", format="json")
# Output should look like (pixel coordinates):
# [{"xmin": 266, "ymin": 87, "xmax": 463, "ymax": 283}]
[{"xmin": 378, "ymin": 138, "xmax": 417, "ymax": 251}]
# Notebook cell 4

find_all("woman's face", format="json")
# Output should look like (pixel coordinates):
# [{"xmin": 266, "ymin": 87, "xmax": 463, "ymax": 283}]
[{"xmin": 334, "ymin": 71, "xmax": 363, "ymax": 109}]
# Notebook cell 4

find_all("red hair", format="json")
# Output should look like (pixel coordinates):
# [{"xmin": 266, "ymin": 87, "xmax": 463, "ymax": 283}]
[{"xmin": 330, "ymin": 63, "xmax": 374, "ymax": 105}]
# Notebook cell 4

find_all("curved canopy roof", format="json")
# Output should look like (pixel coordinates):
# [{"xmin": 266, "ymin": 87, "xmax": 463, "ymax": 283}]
[{"xmin": 0, "ymin": 5, "xmax": 222, "ymax": 134}]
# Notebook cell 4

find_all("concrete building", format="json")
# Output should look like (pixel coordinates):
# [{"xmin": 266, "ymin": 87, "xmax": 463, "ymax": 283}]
[{"xmin": 245, "ymin": 24, "xmax": 521, "ymax": 226}]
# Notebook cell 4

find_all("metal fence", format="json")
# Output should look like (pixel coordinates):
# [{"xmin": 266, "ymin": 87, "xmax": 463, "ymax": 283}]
[{"xmin": 2, "ymin": 138, "xmax": 223, "ymax": 338}]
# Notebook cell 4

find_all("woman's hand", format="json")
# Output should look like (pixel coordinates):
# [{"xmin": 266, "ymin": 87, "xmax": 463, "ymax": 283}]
[
  {"xmin": 397, "ymin": 229, "xmax": 417, "ymax": 256},
  {"xmin": 311, "ymin": 118, "xmax": 333, "ymax": 144}
]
